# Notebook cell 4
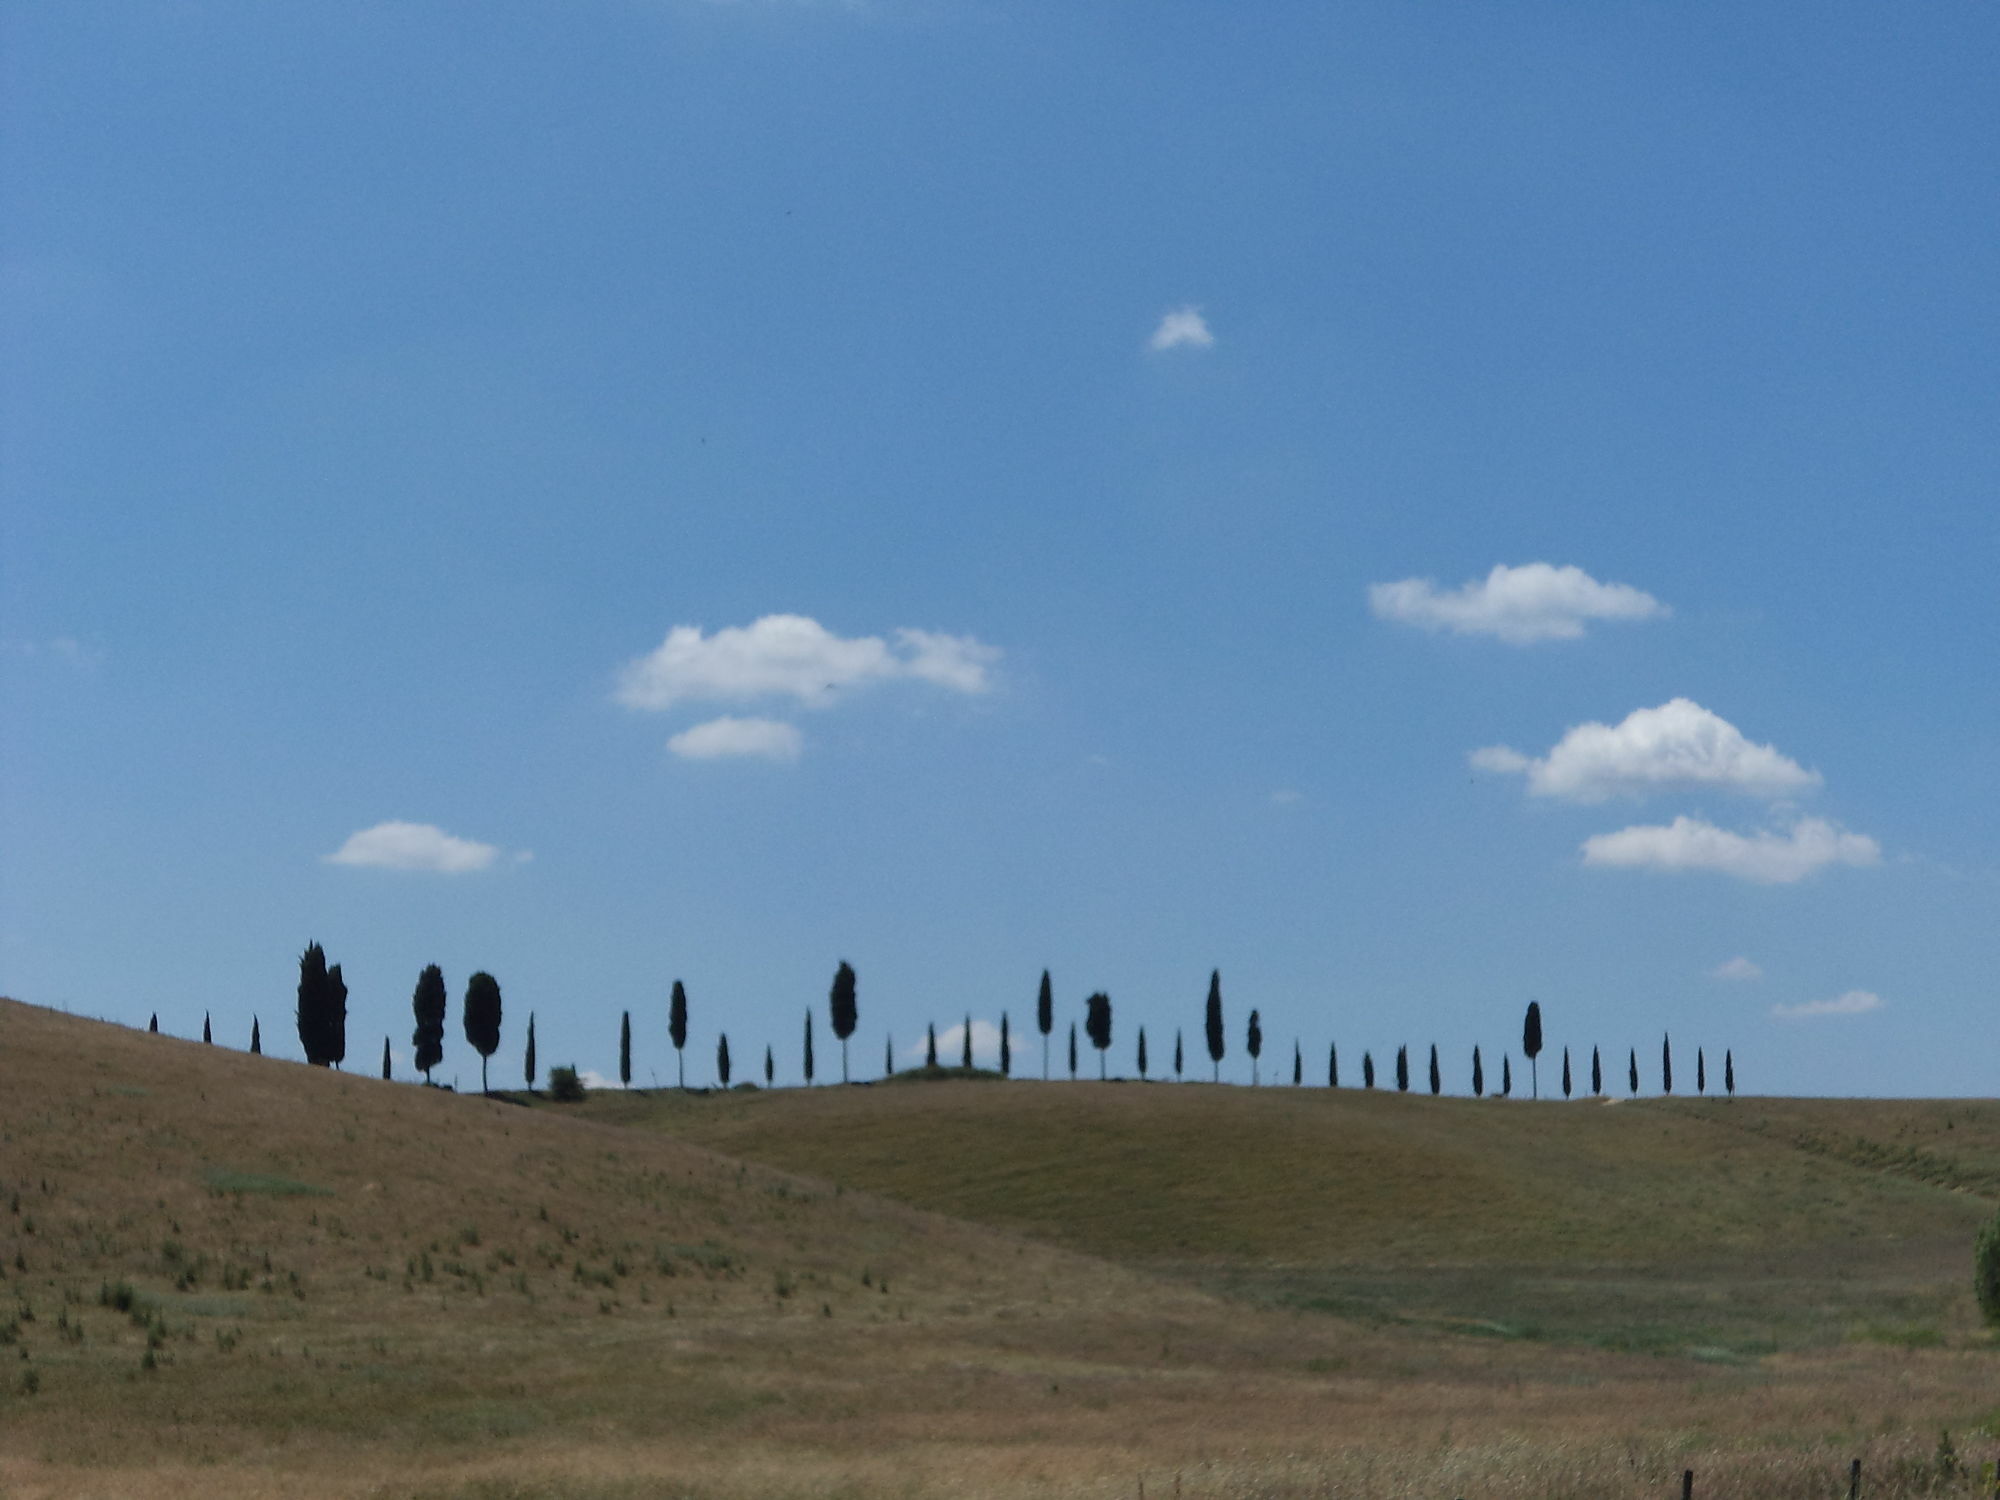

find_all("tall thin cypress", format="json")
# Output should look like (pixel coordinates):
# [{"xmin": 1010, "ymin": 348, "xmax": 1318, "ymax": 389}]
[
  {"xmin": 1068, "ymin": 1021, "xmax": 1078, "ymax": 1079},
  {"xmin": 1395, "ymin": 1044, "xmax": 1410, "ymax": 1092},
  {"xmin": 1472, "ymin": 1045, "xmax": 1484, "ymax": 1097},
  {"xmin": 412, "ymin": 964, "xmax": 447, "ymax": 1083},
  {"xmin": 1697, "ymin": 1047, "xmax": 1707, "ymax": 1094},
  {"xmin": 1246, "ymin": 1009, "xmax": 1263, "ymax": 1085},
  {"xmin": 149, "ymin": 1013, "xmax": 158, "ymax": 1033},
  {"xmin": 803, "ymin": 1009, "xmax": 815, "ymax": 1085},
  {"xmin": 297, "ymin": 942, "xmax": 331, "ymax": 1066},
  {"xmin": 1000, "ymin": 1012, "xmax": 1012, "ymax": 1076},
  {"xmin": 326, "ymin": 964, "xmax": 348, "ymax": 1070},
  {"xmin": 381, "ymin": 1036, "xmax": 391, "ymax": 1080},
  {"xmin": 1725, "ymin": 1049, "xmax": 1735, "ymax": 1098},
  {"xmin": 1502, "ymin": 1054, "xmax": 1513, "ymax": 1097},
  {"xmin": 926, "ymin": 1023, "xmax": 937, "ymax": 1067},
  {"xmin": 1662, "ymin": 1032, "xmax": 1674, "ymax": 1094},
  {"xmin": 716, "ymin": 1033, "xmax": 730, "ymax": 1087},
  {"xmin": 1137, "ymin": 1026, "xmax": 1148, "ymax": 1079},
  {"xmin": 669, "ymin": 980, "xmax": 689, "ymax": 1089},
  {"xmin": 828, "ymin": 961, "xmax": 857, "ymax": 1083},
  {"xmin": 1561, "ymin": 1046, "xmax": 1572, "ymax": 1099},
  {"xmin": 620, "ymin": 1011, "xmax": 633, "ymax": 1088},
  {"xmin": 1175, "ymin": 1029, "xmax": 1184, "ymax": 1079},
  {"xmin": 960, "ymin": 1013, "xmax": 973, "ymax": 1070},
  {"xmin": 1629, "ymin": 1047, "xmax": 1639, "ymax": 1095},
  {"xmin": 1590, "ymin": 1046, "xmax": 1602, "ymax": 1096},
  {"xmin": 1037, "ymin": 970, "xmax": 1054, "ymax": 1080},
  {"xmin": 1522, "ymin": 1001, "xmax": 1543, "ymax": 1100},
  {"xmin": 1294, "ymin": 1040, "xmax": 1303, "ymax": 1086},
  {"xmin": 524, "ymin": 1013, "xmax": 537, "ymax": 1091},
  {"xmin": 1428, "ymin": 1043, "xmax": 1441, "ymax": 1096},
  {"xmin": 250, "ymin": 1016, "xmax": 261, "ymax": 1055},
  {"xmin": 1328, "ymin": 1042, "xmax": 1339, "ymax": 1088},
  {"xmin": 1204, "ymin": 970, "xmax": 1225, "ymax": 1083},
  {"xmin": 1362, "ymin": 1050, "xmax": 1375, "ymax": 1088},
  {"xmin": 884, "ymin": 1034, "xmax": 895, "ymax": 1077},
  {"xmin": 765, "ymin": 1045, "xmax": 774, "ymax": 1086},
  {"xmin": 203, "ymin": 1012, "xmax": 212, "ymax": 1044}
]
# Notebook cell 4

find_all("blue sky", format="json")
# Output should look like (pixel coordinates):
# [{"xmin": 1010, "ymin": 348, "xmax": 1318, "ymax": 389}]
[{"xmin": 4, "ymin": 1, "xmax": 1995, "ymax": 1096}]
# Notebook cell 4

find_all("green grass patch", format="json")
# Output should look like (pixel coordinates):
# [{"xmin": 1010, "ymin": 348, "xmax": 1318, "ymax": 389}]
[{"xmin": 201, "ymin": 1167, "xmax": 332, "ymax": 1197}]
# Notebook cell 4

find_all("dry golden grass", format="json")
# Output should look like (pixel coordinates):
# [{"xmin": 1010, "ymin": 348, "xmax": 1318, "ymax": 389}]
[{"xmin": 2, "ymin": 999, "xmax": 1998, "ymax": 1498}]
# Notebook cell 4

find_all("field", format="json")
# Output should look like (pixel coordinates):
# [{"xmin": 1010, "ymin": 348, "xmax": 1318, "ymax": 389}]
[{"xmin": 2, "ymin": 997, "xmax": 1997, "ymax": 1499}]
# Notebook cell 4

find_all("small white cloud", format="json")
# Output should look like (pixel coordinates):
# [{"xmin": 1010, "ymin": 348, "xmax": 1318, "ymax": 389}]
[
  {"xmin": 326, "ymin": 821, "xmax": 510, "ymax": 874},
  {"xmin": 577, "ymin": 1069, "xmax": 617, "ymax": 1091},
  {"xmin": 1581, "ymin": 816, "xmax": 1880, "ymax": 884},
  {"xmin": 1369, "ymin": 562, "xmax": 1666, "ymax": 645},
  {"xmin": 1474, "ymin": 699, "xmax": 1820, "ymax": 804},
  {"xmin": 666, "ymin": 716, "xmax": 804, "ymax": 762},
  {"xmin": 903, "ymin": 1019, "xmax": 1004, "ymax": 1067},
  {"xmin": 615, "ymin": 614, "xmax": 999, "ymax": 711},
  {"xmin": 1148, "ymin": 306, "xmax": 1214, "ymax": 352},
  {"xmin": 1772, "ymin": 989, "xmax": 1882, "ymax": 1019},
  {"xmin": 1710, "ymin": 956, "xmax": 1764, "ymax": 982}
]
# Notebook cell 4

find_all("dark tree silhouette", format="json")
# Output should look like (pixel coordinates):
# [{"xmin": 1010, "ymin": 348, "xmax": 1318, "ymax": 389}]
[
  {"xmin": 1037, "ymin": 970, "xmax": 1054, "ymax": 1080},
  {"xmin": 1204, "ymin": 970, "xmax": 1225, "ymax": 1083},
  {"xmin": 1522, "ymin": 1001, "xmax": 1544, "ymax": 1100},
  {"xmin": 1000, "ymin": 1012, "xmax": 1012, "ymax": 1076},
  {"xmin": 1590, "ymin": 1046, "xmax": 1602, "ymax": 1096},
  {"xmin": 716, "ymin": 1033, "xmax": 731, "ymax": 1087},
  {"xmin": 1246, "ymin": 1009, "xmax": 1263, "ymax": 1085},
  {"xmin": 1395, "ymin": 1044, "xmax": 1410, "ymax": 1092},
  {"xmin": 1662, "ymin": 1032, "xmax": 1674, "ymax": 1094},
  {"xmin": 1137, "ymin": 1026, "xmax": 1148, "ymax": 1079},
  {"xmin": 524, "ymin": 1013, "xmax": 537, "ymax": 1091},
  {"xmin": 1697, "ymin": 1047, "xmax": 1707, "ymax": 1094},
  {"xmin": 765, "ymin": 1045, "xmax": 774, "ymax": 1086},
  {"xmin": 1294, "ymin": 1040, "xmax": 1303, "ymax": 1087},
  {"xmin": 1084, "ymin": 993, "xmax": 1112, "ymax": 1079},
  {"xmin": 926, "ymin": 1022, "xmax": 938, "ymax": 1068},
  {"xmin": 884, "ymin": 1035, "xmax": 895, "ymax": 1076},
  {"xmin": 1068, "ymin": 1021, "xmax": 1078, "ymax": 1079},
  {"xmin": 1561, "ymin": 1047, "xmax": 1572, "ymax": 1099},
  {"xmin": 412, "ymin": 964, "xmax": 447, "ymax": 1083},
  {"xmin": 1502, "ymin": 1054, "xmax": 1513, "ymax": 1096},
  {"xmin": 1175, "ymin": 1029, "xmax": 1184, "ymax": 1079},
  {"xmin": 462, "ymin": 972, "xmax": 502, "ymax": 1093},
  {"xmin": 960, "ymin": 1013, "xmax": 972, "ymax": 1070},
  {"xmin": 1362, "ymin": 1050, "xmax": 1375, "ymax": 1088},
  {"xmin": 149, "ymin": 1013, "xmax": 158, "ymax": 1033},
  {"xmin": 1725, "ymin": 1049, "xmax": 1735, "ymax": 1098},
  {"xmin": 1472, "ymin": 1045, "xmax": 1484, "ymax": 1097},
  {"xmin": 620, "ymin": 1011, "xmax": 633, "ymax": 1088},
  {"xmin": 381, "ymin": 1035, "xmax": 391, "ymax": 1080},
  {"xmin": 250, "ymin": 1017, "xmax": 261, "ymax": 1055},
  {"xmin": 203, "ymin": 1012, "xmax": 212, "ymax": 1044},
  {"xmin": 803, "ymin": 1009, "xmax": 815, "ymax": 1085},
  {"xmin": 297, "ymin": 942, "xmax": 338, "ymax": 1067},
  {"xmin": 669, "ymin": 979, "xmax": 689, "ymax": 1089},
  {"xmin": 829, "ymin": 961, "xmax": 858, "ymax": 1083},
  {"xmin": 327, "ymin": 964, "xmax": 348, "ymax": 1069},
  {"xmin": 1428, "ymin": 1044, "xmax": 1441, "ymax": 1096},
  {"xmin": 1628, "ymin": 1047, "xmax": 1639, "ymax": 1094},
  {"xmin": 1328, "ymin": 1042, "xmax": 1339, "ymax": 1088}
]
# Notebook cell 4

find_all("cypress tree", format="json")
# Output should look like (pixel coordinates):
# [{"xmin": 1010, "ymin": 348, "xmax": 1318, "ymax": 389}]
[
  {"xmin": 203, "ymin": 1012, "xmax": 212, "ymax": 1044},
  {"xmin": 1697, "ymin": 1047, "xmax": 1707, "ymax": 1094},
  {"xmin": 669, "ymin": 980, "xmax": 689, "ymax": 1089},
  {"xmin": 250, "ymin": 1016, "xmax": 261, "ymax": 1055},
  {"xmin": 1175, "ymin": 1029, "xmax": 1184, "ymax": 1080},
  {"xmin": 1068, "ymin": 1021, "xmax": 1078, "ymax": 1079},
  {"xmin": 1328, "ymin": 1042, "xmax": 1339, "ymax": 1088},
  {"xmin": 1629, "ymin": 1047, "xmax": 1639, "ymax": 1095},
  {"xmin": 1084, "ymin": 993, "xmax": 1112, "ymax": 1079},
  {"xmin": 1561, "ymin": 1047, "xmax": 1572, "ymax": 1099},
  {"xmin": 765, "ymin": 1045, "xmax": 774, "ymax": 1086},
  {"xmin": 1522, "ymin": 1001, "xmax": 1543, "ymax": 1100},
  {"xmin": 885, "ymin": 1034, "xmax": 894, "ymax": 1077},
  {"xmin": 1137, "ymin": 1026, "xmax": 1148, "ymax": 1079},
  {"xmin": 412, "ymin": 964, "xmax": 446, "ymax": 1084},
  {"xmin": 1246, "ymin": 1009, "xmax": 1262, "ymax": 1085},
  {"xmin": 1472, "ymin": 1045, "xmax": 1484, "ymax": 1097},
  {"xmin": 828, "ymin": 961, "xmax": 857, "ymax": 1083},
  {"xmin": 381, "ymin": 1036, "xmax": 391, "ymax": 1080},
  {"xmin": 1662, "ymin": 1032, "xmax": 1674, "ymax": 1094},
  {"xmin": 716, "ymin": 1033, "xmax": 730, "ymax": 1087},
  {"xmin": 960, "ymin": 1012, "xmax": 972, "ymax": 1070},
  {"xmin": 1725, "ymin": 1049, "xmax": 1735, "ymax": 1098},
  {"xmin": 620, "ymin": 1011, "xmax": 633, "ymax": 1088},
  {"xmin": 1000, "ymin": 1012, "xmax": 1012, "ymax": 1076},
  {"xmin": 1362, "ymin": 1050, "xmax": 1375, "ymax": 1088},
  {"xmin": 1293, "ymin": 1040, "xmax": 1303, "ymax": 1087},
  {"xmin": 1502, "ymin": 1054, "xmax": 1513, "ymax": 1096},
  {"xmin": 1204, "ymin": 970, "xmax": 1225, "ymax": 1083},
  {"xmin": 524, "ymin": 1013, "xmax": 537, "ymax": 1091},
  {"xmin": 926, "ymin": 1023, "xmax": 937, "ymax": 1067},
  {"xmin": 803, "ymin": 1009, "xmax": 815, "ymax": 1085},
  {"xmin": 462, "ymin": 972, "xmax": 502, "ymax": 1094},
  {"xmin": 327, "ymin": 964, "xmax": 348, "ymax": 1070},
  {"xmin": 1395, "ymin": 1044, "xmax": 1409, "ymax": 1092},
  {"xmin": 1428, "ymin": 1043, "xmax": 1440, "ymax": 1096},
  {"xmin": 296, "ymin": 942, "xmax": 330, "ymax": 1065},
  {"xmin": 149, "ymin": 1013, "xmax": 158, "ymax": 1033},
  {"xmin": 1037, "ymin": 970, "xmax": 1054, "ymax": 1080},
  {"xmin": 1590, "ymin": 1046, "xmax": 1602, "ymax": 1096}
]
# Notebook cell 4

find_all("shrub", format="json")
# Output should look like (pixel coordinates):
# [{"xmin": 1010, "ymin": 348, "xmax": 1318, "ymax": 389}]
[
  {"xmin": 1976, "ymin": 1207, "xmax": 2000, "ymax": 1328},
  {"xmin": 548, "ymin": 1065, "xmax": 586, "ymax": 1103}
]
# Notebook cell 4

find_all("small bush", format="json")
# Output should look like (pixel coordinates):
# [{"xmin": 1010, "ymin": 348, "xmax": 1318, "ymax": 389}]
[
  {"xmin": 1977, "ymin": 1207, "xmax": 2000, "ymax": 1328},
  {"xmin": 548, "ymin": 1066, "xmax": 586, "ymax": 1103}
]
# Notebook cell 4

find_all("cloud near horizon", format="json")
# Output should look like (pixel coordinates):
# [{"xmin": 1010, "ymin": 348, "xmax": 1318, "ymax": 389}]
[
  {"xmin": 1148, "ymin": 306, "xmax": 1214, "ymax": 351},
  {"xmin": 1772, "ymin": 989, "xmax": 1882, "ymax": 1019},
  {"xmin": 325, "ymin": 821, "xmax": 517, "ymax": 874},
  {"xmin": 1580, "ymin": 816, "xmax": 1880, "ymax": 884},
  {"xmin": 1710, "ymin": 956, "xmax": 1764, "ymax": 982},
  {"xmin": 902, "ymin": 1018, "xmax": 1005, "ymax": 1068},
  {"xmin": 1370, "ymin": 562, "xmax": 1666, "ymax": 644},
  {"xmin": 666, "ymin": 716, "xmax": 803, "ymax": 762},
  {"xmin": 1472, "ymin": 699, "xmax": 1821, "ymax": 803}
]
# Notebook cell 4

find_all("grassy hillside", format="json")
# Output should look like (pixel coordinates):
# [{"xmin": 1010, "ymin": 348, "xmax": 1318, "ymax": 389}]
[
  {"xmin": 4, "ymin": 999, "xmax": 1998, "ymax": 1499},
  {"xmin": 569, "ymin": 1075, "xmax": 2000, "ymax": 1352}
]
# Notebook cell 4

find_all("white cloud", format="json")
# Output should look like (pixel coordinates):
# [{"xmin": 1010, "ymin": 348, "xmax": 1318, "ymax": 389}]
[
  {"xmin": 1474, "ymin": 699, "xmax": 1820, "ymax": 804},
  {"xmin": 1369, "ymin": 562, "xmax": 1667, "ymax": 645},
  {"xmin": 666, "ymin": 716, "xmax": 804, "ymax": 763},
  {"xmin": 325, "ymin": 821, "xmax": 511, "ymax": 874},
  {"xmin": 1772, "ymin": 989, "xmax": 1882, "ymax": 1020},
  {"xmin": 1148, "ymin": 306, "xmax": 1214, "ymax": 352},
  {"xmin": 1710, "ymin": 956, "xmax": 1764, "ymax": 982},
  {"xmin": 1580, "ymin": 816, "xmax": 1880, "ymax": 884},
  {"xmin": 577, "ymin": 1069, "xmax": 617, "ymax": 1091},
  {"xmin": 903, "ymin": 1019, "xmax": 1005, "ymax": 1067},
  {"xmin": 615, "ymin": 614, "xmax": 999, "ymax": 711}
]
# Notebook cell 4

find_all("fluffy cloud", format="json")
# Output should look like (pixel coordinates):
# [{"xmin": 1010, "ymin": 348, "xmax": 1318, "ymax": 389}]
[
  {"xmin": 1370, "ymin": 562, "xmax": 1667, "ymax": 645},
  {"xmin": 1148, "ymin": 306, "xmax": 1214, "ymax": 352},
  {"xmin": 326, "ymin": 821, "xmax": 512, "ymax": 874},
  {"xmin": 1710, "ymin": 956, "xmax": 1764, "ymax": 982},
  {"xmin": 615, "ymin": 614, "xmax": 999, "ymax": 711},
  {"xmin": 666, "ymin": 716, "xmax": 803, "ymax": 762},
  {"xmin": 1580, "ymin": 816, "xmax": 1880, "ymax": 884},
  {"xmin": 904, "ymin": 1019, "xmax": 1005, "ymax": 1068},
  {"xmin": 1772, "ymin": 990, "xmax": 1882, "ymax": 1019},
  {"xmin": 1473, "ymin": 699, "xmax": 1820, "ymax": 804}
]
